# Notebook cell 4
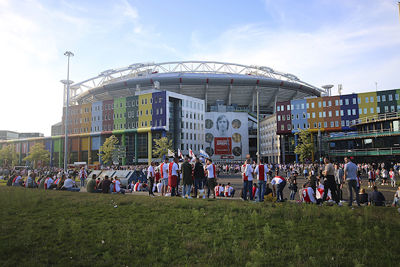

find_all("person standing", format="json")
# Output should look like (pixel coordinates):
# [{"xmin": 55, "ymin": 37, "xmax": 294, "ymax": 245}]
[
  {"xmin": 254, "ymin": 160, "xmax": 268, "ymax": 202},
  {"xmin": 168, "ymin": 157, "xmax": 180, "ymax": 196},
  {"xmin": 321, "ymin": 158, "xmax": 339, "ymax": 205},
  {"xmin": 343, "ymin": 157, "xmax": 360, "ymax": 207},
  {"xmin": 288, "ymin": 171, "xmax": 298, "ymax": 200},
  {"xmin": 193, "ymin": 157, "xmax": 205, "ymax": 198},
  {"xmin": 389, "ymin": 168, "xmax": 396, "ymax": 187},
  {"xmin": 181, "ymin": 156, "xmax": 193, "ymax": 199},
  {"xmin": 242, "ymin": 159, "xmax": 254, "ymax": 201},
  {"xmin": 334, "ymin": 164, "xmax": 344, "ymax": 201},
  {"xmin": 159, "ymin": 158, "xmax": 169, "ymax": 196},
  {"xmin": 147, "ymin": 162, "xmax": 156, "ymax": 196},
  {"xmin": 79, "ymin": 167, "xmax": 87, "ymax": 187},
  {"xmin": 205, "ymin": 158, "xmax": 217, "ymax": 199},
  {"xmin": 271, "ymin": 173, "xmax": 286, "ymax": 202}
]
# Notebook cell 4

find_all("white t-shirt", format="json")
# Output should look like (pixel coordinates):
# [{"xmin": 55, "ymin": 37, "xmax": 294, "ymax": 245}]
[
  {"xmin": 271, "ymin": 176, "xmax": 285, "ymax": 185},
  {"xmin": 206, "ymin": 164, "xmax": 216, "ymax": 178},
  {"xmin": 63, "ymin": 178, "xmax": 74, "ymax": 188},
  {"xmin": 114, "ymin": 180, "xmax": 121, "ymax": 192},
  {"xmin": 47, "ymin": 177, "xmax": 54, "ymax": 189},
  {"xmin": 161, "ymin": 163, "xmax": 169, "ymax": 179},
  {"xmin": 245, "ymin": 164, "xmax": 253, "ymax": 181},
  {"xmin": 302, "ymin": 187, "xmax": 317, "ymax": 203},
  {"xmin": 254, "ymin": 164, "xmax": 268, "ymax": 181},
  {"xmin": 147, "ymin": 166, "xmax": 155, "ymax": 178},
  {"xmin": 169, "ymin": 162, "xmax": 179, "ymax": 176}
]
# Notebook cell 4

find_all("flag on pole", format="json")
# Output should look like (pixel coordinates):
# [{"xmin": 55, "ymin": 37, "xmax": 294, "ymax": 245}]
[
  {"xmin": 199, "ymin": 149, "xmax": 209, "ymax": 159},
  {"xmin": 177, "ymin": 148, "xmax": 184, "ymax": 159},
  {"xmin": 167, "ymin": 149, "xmax": 175, "ymax": 157},
  {"xmin": 189, "ymin": 149, "xmax": 195, "ymax": 158}
]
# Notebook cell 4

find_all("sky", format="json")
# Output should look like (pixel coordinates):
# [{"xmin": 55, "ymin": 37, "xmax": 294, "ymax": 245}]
[{"xmin": 0, "ymin": 0, "xmax": 399, "ymax": 136}]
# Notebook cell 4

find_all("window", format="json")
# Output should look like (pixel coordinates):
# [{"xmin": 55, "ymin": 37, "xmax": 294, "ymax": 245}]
[
  {"xmin": 318, "ymin": 122, "xmax": 321, "ymax": 128},
  {"xmin": 352, "ymin": 109, "xmax": 356, "ymax": 115},
  {"xmin": 328, "ymin": 101, "xmax": 331, "ymax": 107},
  {"xmin": 382, "ymin": 95, "xmax": 386, "ymax": 102},
  {"xmin": 385, "ymin": 106, "xmax": 389, "ymax": 112},
  {"xmin": 335, "ymin": 121, "xmax": 339, "ymax": 127},
  {"xmin": 359, "ymin": 108, "xmax": 362, "ymax": 115},
  {"xmin": 346, "ymin": 120, "xmax": 349, "ymax": 126},
  {"xmin": 365, "ymin": 97, "xmax": 369, "ymax": 103},
  {"xmin": 281, "ymin": 125, "xmax": 284, "ymax": 131},
  {"xmin": 391, "ymin": 105, "xmax": 395, "ymax": 112},
  {"xmin": 371, "ymin": 96, "xmax": 374, "ymax": 103},
  {"xmin": 328, "ymin": 111, "xmax": 332, "ymax": 117},
  {"xmin": 277, "ymin": 106, "xmax": 280, "ymax": 112},
  {"xmin": 358, "ymin": 97, "xmax": 361, "ymax": 104},
  {"xmin": 396, "ymin": 94, "xmax": 399, "ymax": 101},
  {"xmin": 364, "ymin": 108, "xmax": 367, "ymax": 114},
  {"xmin": 296, "ymin": 114, "xmax": 299, "ymax": 119},
  {"xmin": 277, "ymin": 115, "xmax": 281, "ymax": 121},
  {"xmin": 301, "ymin": 103, "xmax": 305, "ymax": 109},
  {"xmin": 323, "ymin": 111, "xmax": 326, "ymax": 118},
  {"xmin": 319, "ymin": 112, "xmax": 322, "ymax": 117},
  {"xmin": 145, "ymin": 99, "xmax": 147, "ymax": 104},
  {"xmin": 352, "ymin": 98, "xmax": 356, "ymax": 105},
  {"xmin": 330, "ymin": 122, "xmax": 334, "ymax": 127},
  {"xmin": 318, "ymin": 102, "xmax": 322, "ymax": 108},
  {"xmin": 150, "ymin": 98, "xmax": 153, "ymax": 104},
  {"xmin": 377, "ymin": 107, "xmax": 380, "ymax": 113},
  {"xmin": 335, "ymin": 110, "xmax": 339, "ymax": 117},
  {"xmin": 306, "ymin": 103, "xmax": 310, "ymax": 109},
  {"xmin": 324, "ymin": 122, "xmax": 327, "ymax": 128},
  {"xmin": 307, "ymin": 113, "xmax": 310, "ymax": 118},
  {"xmin": 287, "ymin": 115, "xmax": 290, "ymax": 120},
  {"xmin": 345, "ymin": 99, "xmax": 349, "ymax": 105},
  {"xmin": 389, "ymin": 94, "xmax": 393, "ymax": 101},
  {"xmin": 341, "ymin": 121, "xmax": 345, "ymax": 127},
  {"xmin": 335, "ymin": 100, "xmax": 339, "ymax": 106},
  {"xmin": 287, "ymin": 124, "xmax": 291, "ymax": 130},
  {"xmin": 281, "ymin": 105, "xmax": 284, "ymax": 111},
  {"xmin": 311, "ymin": 102, "xmax": 315, "ymax": 108},
  {"xmin": 314, "ymin": 123, "xmax": 317, "ymax": 128},
  {"xmin": 282, "ymin": 116, "xmax": 285, "ymax": 121},
  {"xmin": 370, "ymin": 107, "xmax": 374, "ymax": 114},
  {"xmin": 341, "ymin": 110, "xmax": 344, "ymax": 116},
  {"xmin": 287, "ymin": 105, "xmax": 291, "ymax": 111},
  {"xmin": 312, "ymin": 113, "xmax": 315, "ymax": 118},
  {"xmin": 377, "ymin": 95, "xmax": 381, "ymax": 102},
  {"xmin": 323, "ymin": 101, "xmax": 326, "ymax": 107},
  {"xmin": 348, "ymin": 110, "xmax": 351, "ymax": 116}
]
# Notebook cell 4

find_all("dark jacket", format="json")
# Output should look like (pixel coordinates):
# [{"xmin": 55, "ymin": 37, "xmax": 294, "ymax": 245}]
[
  {"xmin": 193, "ymin": 162, "xmax": 205, "ymax": 179},
  {"xmin": 182, "ymin": 161, "xmax": 193, "ymax": 185},
  {"xmin": 102, "ymin": 179, "xmax": 112, "ymax": 193}
]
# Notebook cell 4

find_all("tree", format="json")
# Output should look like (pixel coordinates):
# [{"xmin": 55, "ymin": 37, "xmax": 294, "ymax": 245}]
[
  {"xmin": 0, "ymin": 145, "xmax": 18, "ymax": 167},
  {"xmin": 294, "ymin": 129, "xmax": 314, "ymax": 163},
  {"xmin": 152, "ymin": 137, "xmax": 173, "ymax": 160},
  {"xmin": 98, "ymin": 135, "xmax": 119, "ymax": 165},
  {"xmin": 24, "ymin": 143, "xmax": 50, "ymax": 168}
]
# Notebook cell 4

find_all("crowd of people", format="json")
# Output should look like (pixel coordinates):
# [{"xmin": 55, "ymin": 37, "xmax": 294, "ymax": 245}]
[{"xmin": 1, "ymin": 156, "xmax": 400, "ymax": 207}]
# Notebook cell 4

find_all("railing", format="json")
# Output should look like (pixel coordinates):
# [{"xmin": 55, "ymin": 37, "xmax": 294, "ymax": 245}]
[
  {"xmin": 325, "ymin": 129, "xmax": 400, "ymax": 140},
  {"xmin": 329, "ymin": 147, "xmax": 400, "ymax": 156},
  {"xmin": 352, "ymin": 111, "xmax": 400, "ymax": 126}
]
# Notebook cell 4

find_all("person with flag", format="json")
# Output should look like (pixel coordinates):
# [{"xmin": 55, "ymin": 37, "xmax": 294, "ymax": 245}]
[
  {"xmin": 205, "ymin": 158, "xmax": 217, "ymax": 199},
  {"xmin": 270, "ymin": 173, "xmax": 286, "ymax": 202},
  {"xmin": 168, "ymin": 157, "xmax": 180, "ymax": 196},
  {"xmin": 254, "ymin": 159, "xmax": 268, "ymax": 202},
  {"xmin": 160, "ymin": 158, "xmax": 169, "ymax": 196}
]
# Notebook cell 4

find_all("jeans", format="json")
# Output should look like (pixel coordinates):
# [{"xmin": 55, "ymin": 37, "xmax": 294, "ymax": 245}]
[
  {"xmin": 337, "ymin": 184, "xmax": 343, "ymax": 200},
  {"xmin": 257, "ymin": 180, "xmax": 266, "ymax": 201},
  {"xmin": 183, "ymin": 184, "xmax": 192, "ymax": 197},
  {"xmin": 347, "ymin": 179, "xmax": 359, "ymax": 206},
  {"xmin": 66, "ymin": 187, "xmax": 80, "ymax": 192},
  {"xmin": 243, "ymin": 180, "xmax": 253, "ymax": 200},
  {"xmin": 392, "ymin": 197, "xmax": 399, "ymax": 206},
  {"xmin": 207, "ymin": 178, "xmax": 216, "ymax": 198},
  {"xmin": 289, "ymin": 184, "xmax": 297, "ymax": 200},
  {"xmin": 276, "ymin": 181, "xmax": 286, "ymax": 201},
  {"xmin": 194, "ymin": 178, "xmax": 203, "ymax": 197},
  {"xmin": 148, "ymin": 178, "xmax": 154, "ymax": 195},
  {"xmin": 323, "ymin": 175, "xmax": 339, "ymax": 204},
  {"xmin": 80, "ymin": 178, "xmax": 85, "ymax": 187}
]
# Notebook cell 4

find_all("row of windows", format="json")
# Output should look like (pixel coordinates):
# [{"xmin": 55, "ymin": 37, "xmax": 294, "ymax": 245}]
[
  {"xmin": 183, "ymin": 111, "xmax": 203, "ymax": 120},
  {"xmin": 277, "ymin": 94, "xmax": 400, "ymax": 112},
  {"xmin": 281, "ymin": 120, "xmax": 353, "ymax": 131},
  {"xmin": 182, "ymin": 100, "xmax": 204, "ymax": 110},
  {"xmin": 181, "ymin": 122, "xmax": 204, "ymax": 130},
  {"xmin": 180, "ymin": 143, "xmax": 204, "ymax": 151},
  {"xmin": 181, "ymin": 132, "xmax": 203, "ymax": 141}
]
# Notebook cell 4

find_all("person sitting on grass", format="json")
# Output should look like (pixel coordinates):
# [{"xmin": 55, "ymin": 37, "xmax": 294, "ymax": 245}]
[
  {"xmin": 12, "ymin": 174, "xmax": 23, "ymax": 187},
  {"xmin": 45, "ymin": 175, "xmax": 54, "ymax": 190},
  {"xmin": 219, "ymin": 184, "xmax": 225, "ymax": 197},
  {"xmin": 87, "ymin": 174, "xmax": 101, "ymax": 193},
  {"xmin": 112, "ymin": 177, "xmax": 125, "ymax": 194},
  {"xmin": 101, "ymin": 176, "xmax": 112, "ymax": 194},
  {"xmin": 156, "ymin": 181, "xmax": 163, "ymax": 193},
  {"xmin": 301, "ymin": 183, "xmax": 317, "ymax": 204},
  {"xmin": 368, "ymin": 186, "xmax": 385, "ymax": 206},
  {"xmin": 25, "ymin": 173, "xmax": 36, "ymax": 188},
  {"xmin": 359, "ymin": 188, "xmax": 369, "ymax": 205},
  {"xmin": 264, "ymin": 183, "xmax": 273, "ymax": 197},
  {"xmin": 214, "ymin": 183, "xmax": 220, "ymax": 197},
  {"xmin": 392, "ymin": 186, "xmax": 400, "ymax": 207},
  {"xmin": 57, "ymin": 175, "xmax": 65, "ymax": 190},
  {"xmin": 62, "ymin": 176, "xmax": 80, "ymax": 192}
]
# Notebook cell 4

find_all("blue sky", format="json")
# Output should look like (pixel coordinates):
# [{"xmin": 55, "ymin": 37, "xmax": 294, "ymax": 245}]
[{"xmin": 1, "ymin": 0, "xmax": 399, "ymax": 135}]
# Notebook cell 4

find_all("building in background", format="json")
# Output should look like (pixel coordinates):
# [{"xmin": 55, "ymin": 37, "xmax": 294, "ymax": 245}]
[
  {"xmin": 276, "ymin": 88, "xmax": 400, "ymax": 163},
  {"xmin": 0, "ymin": 131, "xmax": 43, "ymax": 140},
  {"xmin": 260, "ymin": 115, "xmax": 280, "ymax": 164}
]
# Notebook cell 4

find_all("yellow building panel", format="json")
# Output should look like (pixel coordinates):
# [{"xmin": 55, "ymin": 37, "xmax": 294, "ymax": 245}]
[
  {"xmin": 81, "ymin": 137, "xmax": 89, "ymax": 151},
  {"xmin": 306, "ymin": 97, "xmax": 324, "ymax": 131},
  {"xmin": 358, "ymin": 92, "xmax": 377, "ymax": 119},
  {"xmin": 138, "ymin": 93, "xmax": 153, "ymax": 128}
]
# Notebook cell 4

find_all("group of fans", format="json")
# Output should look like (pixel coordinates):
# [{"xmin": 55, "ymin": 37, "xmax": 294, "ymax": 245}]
[{"xmin": 2, "ymin": 156, "xmax": 400, "ymax": 207}]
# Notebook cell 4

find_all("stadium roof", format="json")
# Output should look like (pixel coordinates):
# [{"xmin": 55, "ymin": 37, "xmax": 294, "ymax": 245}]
[{"xmin": 71, "ymin": 61, "xmax": 326, "ymax": 113}]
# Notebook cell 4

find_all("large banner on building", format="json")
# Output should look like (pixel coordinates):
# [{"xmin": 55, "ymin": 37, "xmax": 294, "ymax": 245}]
[{"xmin": 204, "ymin": 112, "xmax": 249, "ymax": 160}]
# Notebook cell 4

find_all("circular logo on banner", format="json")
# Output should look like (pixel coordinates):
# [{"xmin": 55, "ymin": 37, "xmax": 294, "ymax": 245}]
[
  {"xmin": 205, "ymin": 119, "xmax": 213, "ymax": 129},
  {"xmin": 205, "ymin": 147, "xmax": 214, "ymax": 156},
  {"xmin": 233, "ymin": 147, "xmax": 242, "ymax": 156},
  {"xmin": 232, "ymin": 119, "xmax": 241, "ymax": 129},
  {"xmin": 232, "ymin": 133, "xmax": 242, "ymax": 143},
  {"xmin": 205, "ymin": 133, "xmax": 214, "ymax": 143}
]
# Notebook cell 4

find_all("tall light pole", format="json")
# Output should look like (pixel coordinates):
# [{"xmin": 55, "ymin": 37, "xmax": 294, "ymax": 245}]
[
  {"xmin": 256, "ymin": 85, "xmax": 260, "ymax": 164},
  {"xmin": 63, "ymin": 51, "xmax": 74, "ymax": 173}
]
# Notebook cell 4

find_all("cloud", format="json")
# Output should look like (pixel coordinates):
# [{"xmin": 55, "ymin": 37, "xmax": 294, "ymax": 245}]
[{"xmin": 189, "ymin": 1, "xmax": 400, "ymax": 93}]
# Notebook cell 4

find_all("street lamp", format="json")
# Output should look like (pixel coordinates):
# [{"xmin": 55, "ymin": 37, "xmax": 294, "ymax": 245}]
[{"xmin": 63, "ymin": 51, "xmax": 74, "ymax": 173}]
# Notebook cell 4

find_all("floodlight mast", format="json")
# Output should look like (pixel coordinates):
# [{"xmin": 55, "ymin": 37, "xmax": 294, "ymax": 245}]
[{"xmin": 63, "ymin": 51, "xmax": 74, "ymax": 173}]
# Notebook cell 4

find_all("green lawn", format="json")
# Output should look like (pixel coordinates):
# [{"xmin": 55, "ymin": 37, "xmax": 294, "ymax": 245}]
[{"xmin": 0, "ymin": 187, "xmax": 399, "ymax": 267}]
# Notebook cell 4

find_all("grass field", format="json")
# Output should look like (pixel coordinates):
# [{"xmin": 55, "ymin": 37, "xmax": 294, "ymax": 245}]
[{"xmin": 0, "ymin": 187, "xmax": 399, "ymax": 267}]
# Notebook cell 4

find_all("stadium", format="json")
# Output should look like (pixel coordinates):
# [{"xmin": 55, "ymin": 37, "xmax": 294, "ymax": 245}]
[{"xmin": 2, "ymin": 61, "xmax": 326, "ymax": 167}]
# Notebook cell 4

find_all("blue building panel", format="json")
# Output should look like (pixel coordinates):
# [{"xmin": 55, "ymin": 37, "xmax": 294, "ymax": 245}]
[
  {"xmin": 291, "ymin": 99, "xmax": 308, "ymax": 133},
  {"xmin": 152, "ymin": 91, "xmax": 167, "ymax": 128},
  {"xmin": 340, "ymin": 93, "xmax": 359, "ymax": 131},
  {"xmin": 91, "ymin": 101, "xmax": 103, "ymax": 132}
]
